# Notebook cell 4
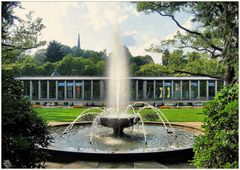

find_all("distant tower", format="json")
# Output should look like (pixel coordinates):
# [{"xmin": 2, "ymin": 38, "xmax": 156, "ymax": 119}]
[{"xmin": 77, "ymin": 33, "xmax": 81, "ymax": 49}]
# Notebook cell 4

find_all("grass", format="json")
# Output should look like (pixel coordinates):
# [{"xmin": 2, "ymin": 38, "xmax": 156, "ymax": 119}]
[{"xmin": 34, "ymin": 107, "xmax": 205, "ymax": 122}]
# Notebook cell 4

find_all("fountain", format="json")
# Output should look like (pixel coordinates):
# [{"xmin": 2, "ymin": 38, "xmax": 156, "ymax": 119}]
[{"xmin": 44, "ymin": 25, "xmax": 202, "ymax": 163}]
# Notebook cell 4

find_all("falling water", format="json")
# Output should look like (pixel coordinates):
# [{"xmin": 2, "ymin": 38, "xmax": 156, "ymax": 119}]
[{"xmin": 106, "ymin": 25, "xmax": 130, "ymax": 116}]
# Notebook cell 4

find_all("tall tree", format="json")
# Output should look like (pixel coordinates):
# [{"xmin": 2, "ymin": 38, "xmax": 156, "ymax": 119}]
[
  {"xmin": 45, "ymin": 40, "xmax": 64, "ymax": 62},
  {"xmin": 2, "ymin": 2, "xmax": 46, "ymax": 63},
  {"xmin": 137, "ymin": 2, "xmax": 238, "ymax": 85}
]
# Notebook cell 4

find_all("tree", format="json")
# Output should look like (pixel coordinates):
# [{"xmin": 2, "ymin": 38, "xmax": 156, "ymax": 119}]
[
  {"xmin": 137, "ymin": 2, "xmax": 238, "ymax": 85},
  {"xmin": 45, "ymin": 40, "xmax": 64, "ymax": 62},
  {"xmin": 193, "ymin": 83, "xmax": 238, "ymax": 168},
  {"xmin": 2, "ymin": 69, "xmax": 51, "ymax": 168},
  {"xmin": 33, "ymin": 49, "xmax": 47, "ymax": 66},
  {"xmin": 135, "ymin": 63, "xmax": 171, "ymax": 76},
  {"xmin": 2, "ymin": 2, "xmax": 46, "ymax": 64}
]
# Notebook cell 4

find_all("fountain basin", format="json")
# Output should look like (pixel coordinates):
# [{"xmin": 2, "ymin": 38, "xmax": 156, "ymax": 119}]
[
  {"xmin": 44, "ymin": 122, "xmax": 202, "ymax": 163},
  {"xmin": 98, "ymin": 115, "xmax": 140, "ymax": 136}
]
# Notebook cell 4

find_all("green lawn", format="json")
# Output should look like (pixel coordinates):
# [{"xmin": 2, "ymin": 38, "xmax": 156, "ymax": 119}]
[{"xmin": 34, "ymin": 107, "xmax": 205, "ymax": 122}]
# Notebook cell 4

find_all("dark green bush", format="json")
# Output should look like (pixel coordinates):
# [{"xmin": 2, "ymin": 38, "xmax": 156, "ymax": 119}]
[
  {"xmin": 193, "ymin": 83, "xmax": 238, "ymax": 168},
  {"xmin": 2, "ymin": 70, "xmax": 51, "ymax": 168},
  {"xmin": 141, "ymin": 110, "xmax": 159, "ymax": 121}
]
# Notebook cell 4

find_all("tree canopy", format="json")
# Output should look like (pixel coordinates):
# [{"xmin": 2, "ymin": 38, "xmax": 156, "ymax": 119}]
[{"xmin": 137, "ymin": 2, "xmax": 238, "ymax": 85}]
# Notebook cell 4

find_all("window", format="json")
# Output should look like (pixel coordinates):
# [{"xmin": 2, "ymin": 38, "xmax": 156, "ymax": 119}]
[
  {"xmin": 208, "ymin": 81, "xmax": 215, "ymax": 99},
  {"xmin": 182, "ymin": 81, "xmax": 189, "ymax": 100},
  {"xmin": 58, "ymin": 81, "xmax": 65, "ymax": 100},
  {"xmin": 41, "ymin": 81, "xmax": 47, "ymax": 98},
  {"xmin": 173, "ymin": 81, "xmax": 181, "ymax": 99},
  {"xmin": 200, "ymin": 81, "xmax": 206, "ymax": 99},
  {"xmin": 76, "ymin": 81, "xmax": 83, "ymax": 99},
  {"xmin": 146, "ymin": 81, "xmax": 154, "ymax": 100},
  {"xmin": 156, "ymin": 80, "xmax": 163, "ymax": 100},
  {"xmin": 67, "ymin": 81, "xmax": 73, "ymax": 99},
  {"xmin": 191, "ymin": 81, "xmax": 198, "ymax": 100},
  {"xmin": 23, "ymin": 81, "xmax": 30, "ymax": 97},
  {"xmin": 93, "ymin": 80, "xmax": 100, "ymax": 100},
  {"xmin": 164, "ymin": 81, "xmax": 172, "ymax": 99},
  {"xmin": 131, "ymin": 80, "xmax": 136, "ymax": 100},
  {"xmin": 49, "ymin": 80, "xmax": 56, "ymax": 99},
  {"xmin": 32, "ymin": 81, "xmax": 39, "ymax": 100},
  {"xmin": 137, "ymin": 80, "xmax": 144, "ymax": 100},
  {"xmin": 84, "ymin": 81, "xmax": 91, "ymax": 100}
]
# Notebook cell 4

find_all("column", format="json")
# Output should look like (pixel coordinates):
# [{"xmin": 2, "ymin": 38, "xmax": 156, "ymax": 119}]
[
  {"xmin": 38, "ymin": 80, "xmax": 41, "ymax": 100},
  {"xmin": 55, "ymin": 80, "xmax": 58, "ymax": 100},
  {"xmin": 100, "ymin": 80, "xmax": 104, "ymax": 100},
  {"xmin": 206, "ymin": 81, "xmax": 209, "ymax": 100},
  {"xmin": 47, "ymin": 80, "xmax": 50, "ymax": 99},
  {"xmin": 64, "ymin": 80, "xmax": 67, "ymax": 100},
  {"xmin": 180, "ymin": 80, "xmax": 183, "ymax": 100},
  {"xmin": 153, "ymin": 80, "xmax": 156, "ymax": 100},
  {"xmin": 189, "ymin": 80, "xmax": 191, "ymax": 100},
  {"xmin": 136, "ymin": 80, "xmax": 138, "ymax": 101},
  {"xmin": 82, "ymin": 80, "xmax": 85, "ymax": 100},
  {"xmin": 198, "ymin": 80, "xmax": 200, "ymax": 100},
  {"xmin": 73, "ymin": 80, "xmax": 76, "ymax": 100},
  {"xmin": 30, "ymin": 80, "xmax": 32, "ymax": 100},
  {"xmin": 143, "ymin": 80, "xmax": 147, "ymax": 100},
  {"xmin": 215, "ymin": 80, "xmax": 218, "ymax": 97},
  {"xmin": 171, "ymin": 80, "xmax": 174, "ymax": 100},
  {"xmin": 162, "ymin": 80, "xmax": 165, "ymax": 100},
  {"xmin": 91, "ymin": 80, "xmax": 93, "ymax": 100}
]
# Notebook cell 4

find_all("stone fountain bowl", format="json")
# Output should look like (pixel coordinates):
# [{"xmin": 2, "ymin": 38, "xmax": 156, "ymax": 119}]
[
  {"xmin": 98, "ymin": 114, "xmax": 140, "ymax": 136},
  {"xmin": 43, "ymin": 122, "xmax": 203, "ymax": 163}
]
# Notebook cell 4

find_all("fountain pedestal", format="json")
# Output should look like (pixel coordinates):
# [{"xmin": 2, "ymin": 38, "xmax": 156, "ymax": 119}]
[{"xmin": 99, "ymin": 115, "xmax": 140, "ymax": 136}]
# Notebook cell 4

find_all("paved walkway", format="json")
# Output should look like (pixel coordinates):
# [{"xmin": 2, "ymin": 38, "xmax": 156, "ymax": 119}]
[{"xmin": 45, "ymin": 161, "xmax": 194, "ymax": 169}]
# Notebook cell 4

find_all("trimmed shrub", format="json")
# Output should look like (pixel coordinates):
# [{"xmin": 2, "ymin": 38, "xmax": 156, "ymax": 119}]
[{"xmin": 193, "ymin": 83, "xmax": 238, "ymax": 168}]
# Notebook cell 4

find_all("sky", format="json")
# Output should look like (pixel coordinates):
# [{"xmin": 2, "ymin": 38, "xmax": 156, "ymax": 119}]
[{"xmin": 14, "ymin": 2, "xmax": 193, "ymax": 64}]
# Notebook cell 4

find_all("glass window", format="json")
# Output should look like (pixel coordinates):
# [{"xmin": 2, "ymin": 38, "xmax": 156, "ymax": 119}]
[
  {"xmin": 156, "ymin": 80, "xmax": 163, "ymax": 100},
  {"xmin": 49, "ymin": 81, "xmax": 56, "ymax": 99},
  {"xmin": 173, "ymin": 81, "xmax": 181, "ymax": 100},
  {"xmin": 23, "ymin": 80, "xmax": 30, "ymax": 97},
  {"xmin": 67, "ymin": 81, "xmax": 73, "ymax": 99},
  {"xmin": 93, "ymin": 80, "xmax": 100, "ymax": 100},
  {"xmin": 76, "ymin": 81, "xmax": 83, "ymax": 99},
  {"xmin": 84, "ymin": 81, "xmax": 91, "ymax": 100},
  {"xmin": 217, "ymin": 80, "xmax": 224, "ymax": 91},
  {"xmin": 137, "ymin": 80, "xmax": 144, "ymax": 100},
  {"xmin": 131, "ymin": 80, "xmax": 136, "ymax": 100},
  {"xmin": 41, "ymin": 81, "xmax": 47, "ymax": 98},
  {"xmin": 208, "ymin": 81, "xmax": 215, "ymax": 99},
  {"xmin": 146, "ymin": 81, "xmax": 154, "ymax": 100},
  {"xmin": 200, "ymin": 81, "xmax": 207, "ymax": 99},
  {"xmin": 32, "ymin": 81, "xmax": 39, "ymax": 100},
  {"xmin": 191, "ymin": 81, "xmax": 198, "ymax": 100},
  {"xmin": 164, "ymin": 81, "xmax": 172, "ymax": 99},
  {"xmin": 182, "ymin": 81, "xmax": 189, "ymax": 100},
  {"xmin": 58, "ymin": 81, "xmax": 65, "ymax": 100}
]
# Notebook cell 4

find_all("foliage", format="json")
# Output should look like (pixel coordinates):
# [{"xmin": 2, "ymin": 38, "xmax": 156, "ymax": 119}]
[
  {"xmin": 2, "ymin": 69, "xmax": 51, "ymax": 168},
  {"xmin": 137, "ymin": 2, "xmax": 238, "ymax": 84},
  {"xmin": 45, "ymin": 40, "xmax": 65, "ymax": 62},
  {"xmin": 136, "ymin": 63, "xmax": 171, "ymax": 76},
  {"xmin": 2, "ymin": 2, "xmax": 46, "ymax": 64},
  {"xmin": 140, "ymin": 109, "xmax": 159, "ymax": 121},
  {"xmin": 33, "ymin": 49, "xmax": 47, "ymax": 66},
  {"xmin": 193, "ymin": 83, "xmax": 238, "ymax": 168}
]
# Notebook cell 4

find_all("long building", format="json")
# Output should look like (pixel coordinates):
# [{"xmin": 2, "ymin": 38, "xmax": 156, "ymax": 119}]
[{"xmin": 15, "ymin": 76, "xmax": 225, "ymax": 106}]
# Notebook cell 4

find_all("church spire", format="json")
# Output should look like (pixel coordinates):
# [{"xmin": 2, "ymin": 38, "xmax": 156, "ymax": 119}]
[{"xmin": 77, "ymin": 33, "xmax": 81, "ymax": 49}]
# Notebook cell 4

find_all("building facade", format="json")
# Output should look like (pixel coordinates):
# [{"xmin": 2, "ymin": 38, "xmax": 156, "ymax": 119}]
[{"xmin": 15, "ymin": 76, "xmax": 225, "ymax": 106}]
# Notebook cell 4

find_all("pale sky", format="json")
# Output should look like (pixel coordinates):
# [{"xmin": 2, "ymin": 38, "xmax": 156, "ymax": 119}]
[{"xmin": 14, "ymin": 2, "xmax": 193, "ymax": 64}]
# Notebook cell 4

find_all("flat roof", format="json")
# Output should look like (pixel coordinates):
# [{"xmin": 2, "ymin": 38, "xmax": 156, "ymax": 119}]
[{"xmin": 15, "ymin": 76, "xmax": 220, "ymax": 81}]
